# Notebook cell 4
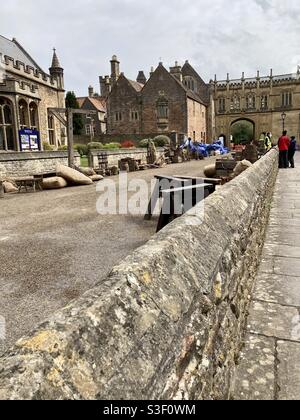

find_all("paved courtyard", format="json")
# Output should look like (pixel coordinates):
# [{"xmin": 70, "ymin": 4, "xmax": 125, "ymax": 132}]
[
  {"xmin": 0, "ymin": 158, "xmax": 215, "ymax": 354},
  {"xmin": 234, "ymin": 153, "xmax": 300, "ymax": 400}
]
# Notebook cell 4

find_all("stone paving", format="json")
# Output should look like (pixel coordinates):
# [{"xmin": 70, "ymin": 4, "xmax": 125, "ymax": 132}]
[{"xmin": 234, "ymin": 152, "xmax": 300, "ymax": 400}]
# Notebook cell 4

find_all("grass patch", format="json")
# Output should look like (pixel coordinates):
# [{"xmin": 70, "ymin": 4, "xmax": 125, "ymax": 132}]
[{"xmin": 80, "ymin": 156, "xmax": 89, "ymax": 167}]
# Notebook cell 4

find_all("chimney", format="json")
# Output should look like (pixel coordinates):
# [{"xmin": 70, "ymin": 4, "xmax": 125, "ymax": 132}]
[
  {"xmin": 170, "ymin": 61, "xmax": 182, "ymax": 82},
  {"xmin": 88, "ymin": 85, "xmax": 94, "ymax": 97},
  {"xmin": 137, "ymin": 71, "xmax": 147, "ymax": 85},
  {"xmin": 150, "ymin": 66, "xmax": 154, "ymax": 77},
  {"xmin": 111, "ymin": 55, "xmax": 120, "ymax": 84}
]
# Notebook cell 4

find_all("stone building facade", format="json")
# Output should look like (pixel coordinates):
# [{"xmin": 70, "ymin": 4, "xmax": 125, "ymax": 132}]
[
  {"xmin": 212, "ymin": 70, "xmax": 300, "ymax": 145},
  {"xmin": 101, "ymin": 57, "xmax": 209, "ymax": 141},
  {"xmin": 0, "ymin": 35, "xmax": 65, "ymax": 152}
]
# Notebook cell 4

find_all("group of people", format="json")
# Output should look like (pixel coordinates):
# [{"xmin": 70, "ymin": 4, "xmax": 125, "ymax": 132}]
[{"xmin": 278, "ymin": 131, "xmax": 297, "ymax": 169}]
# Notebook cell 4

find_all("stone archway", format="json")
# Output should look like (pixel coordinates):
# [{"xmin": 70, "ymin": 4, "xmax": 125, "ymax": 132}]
[{"xmin": 230, "ymin": 118, "xmax": 255, "ymax": 145}]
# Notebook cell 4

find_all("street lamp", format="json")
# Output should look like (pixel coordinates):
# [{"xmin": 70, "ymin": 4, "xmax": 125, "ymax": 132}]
[{"xmin": 281, "ymin": 112, "xmax": 287, "ymax": 132}]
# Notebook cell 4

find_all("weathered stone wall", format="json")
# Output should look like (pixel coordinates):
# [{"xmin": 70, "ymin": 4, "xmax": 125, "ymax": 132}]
[
  {"xmin": 0, "ymin": 152, "xmax": 80, "ymax": 178},
  {"xmin": 0, "ymin": 150, "xmax": 278, "ymax": 400},
  {"xmin": 88, "ymin": 148, "xmax": 165, "ymax": 169}
]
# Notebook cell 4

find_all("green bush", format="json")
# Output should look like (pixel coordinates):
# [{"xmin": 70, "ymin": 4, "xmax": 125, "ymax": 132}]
[
  {"xmin": 42, "ymin": 141, "xmax": 54, "ymax": 151},
  {"xmin": 58, "ymin": 145, "xmax": 68, "ymax": 151},
  {"xmin": 102, "ymin": 142, "xmax": 121, "ymax": 150},
  {"xmin": 139, "ymin": 138, "xmax": 151, "ymax": 148},
  {"xmin": 154, "ymin": 135, "xmax": 171, "ymax": 147},
  {"xmin": 74, "ymin": 144, "xmax": 89, "ymax": 156},
  {"xmin": 87, "ymin": 142, "xmax": 104, "ymax": 150}
]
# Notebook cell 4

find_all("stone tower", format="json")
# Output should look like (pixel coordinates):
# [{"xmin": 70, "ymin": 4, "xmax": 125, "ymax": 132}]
[
  {"xmin": 170, "ymin": 61, "xmax": 183, "ymax": 82},
  {"xmin": 110, "ymin": 55, "xmax": 120, "ymax": 84},
  {"xmin": 49, "ymin": 48, "xmax": 64, "ymax": 90},
  {"xmin": 137, "ymin": 71, "xmax": 147, "ymax": 85}
]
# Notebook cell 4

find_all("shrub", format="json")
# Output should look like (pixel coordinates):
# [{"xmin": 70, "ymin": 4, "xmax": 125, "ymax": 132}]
[
  {"xmin": 102, "ymin": 143, "xmax": 121, "ymax": 150},
  {"xmin": 58, "ymin": 145, "xmax": 68, "ymax": 151},
  {"xmin": 154, "ymin": 135, "xmax": 171, "ymax": 147},
  {"xmin": 139, "ymin": 138, "xmax": 151, "ymax": 148},
  {"xmin": 74, "ymin": 144, "xmax": 89, "ymax": 156},
  {"xmin": 87, "ymin": 142, "xmax": 104, "ymax": 150},
  {"xmin": 42, "ymin": 141, "xmax": 54, "ymax": 151},
  {"xmin": 121, "ymin": 140, "xmax": 135, "ymax": 149}
]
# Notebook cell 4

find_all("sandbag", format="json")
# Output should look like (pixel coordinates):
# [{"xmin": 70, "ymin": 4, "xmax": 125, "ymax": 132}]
[
  {"xmin": 90, "ymin": 175, "xmax": 104, "ymax": 182},
  {"xmin": 42, "ymin": 177, "xmax": 68, "ymax": 190},
  {"xmin": 233, "ymin": 160, "xmax": 253, "ymax": 177},
  {"xmin": 204, "ymin": 164, "xmax": 217, "ymax": 178},
  {"xmin": 75, "ymin": 166, "xmax": 96, "ymax": 177},
  {"xmin": 56, "ymin": 164, "xmax": 93, "ymax": 185},
  {"xmin": 3, "ymin": 181, "xmax": 18, "ymax": 193}
]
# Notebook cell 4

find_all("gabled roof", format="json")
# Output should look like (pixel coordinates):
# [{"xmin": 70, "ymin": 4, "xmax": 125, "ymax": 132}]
[
  {"xmin": 182, "ymin": 60, "xmax": 207, "ymax": 86},
  {"xmin": 128, "ymin": 79, "xmax": 144, "ymax": 92},
  {"xmin": 0, "ymin": 35, "xmax": 44, "ymax": 72},
  {"xmin": 77, "ymin": 96, "xmax": 106, "ymax": 113},
  {"xmin": 169, "ymin": 71, "xmax": 206, "ymax": 105}
]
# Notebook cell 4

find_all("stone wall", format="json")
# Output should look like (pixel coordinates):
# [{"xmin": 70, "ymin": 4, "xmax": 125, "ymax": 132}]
[
  {"xmin": 0, "ymin": 150, "xmax": 278, "ymax": 400},
  {"xmin": 0, "ymin": 151, "xmax": 80, "ymax": 178},
  {"xmin": 88, "ymin": 148, "xmax": 165, "ymax": 169}
]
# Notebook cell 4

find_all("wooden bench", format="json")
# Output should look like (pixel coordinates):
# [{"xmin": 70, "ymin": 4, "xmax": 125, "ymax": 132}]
[
  {"xmin": 144, "ymin": 175, "xmax": 221, "ymax": 221},
  {"xmin": 144, "ymin": 175, "xmax": 191, "ymax": 220},
  {"xmin": 156, "ymin": 183, "xmax": 213, "ymax": 232},
  {"xmin": 13, "ymin": 176, "xmax": 43, "ymax": 193}
]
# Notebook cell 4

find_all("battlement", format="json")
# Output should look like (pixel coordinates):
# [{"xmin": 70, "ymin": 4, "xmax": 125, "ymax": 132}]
[
  {"xmin": 215, "ymin": 71, "xmax": 300, "ymax": 90},
  {"xmin": 0, "ymin": 53, "xmax": 61, "ymax": 90}
]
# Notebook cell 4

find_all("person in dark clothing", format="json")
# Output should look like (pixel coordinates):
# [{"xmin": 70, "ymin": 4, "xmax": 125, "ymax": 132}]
[
  {"xmin": 288, "ymin": 136, "xmax": 297, "ymax": 168},
  {"xmin": 278, "ymin": 131, "xmax": 290, "ymax": 168}
]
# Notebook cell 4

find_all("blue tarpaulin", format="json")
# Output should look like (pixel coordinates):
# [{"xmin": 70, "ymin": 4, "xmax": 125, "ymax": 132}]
[{"xmin": 180, "ymin": 139, "xmax": 229, "ymax": 156}]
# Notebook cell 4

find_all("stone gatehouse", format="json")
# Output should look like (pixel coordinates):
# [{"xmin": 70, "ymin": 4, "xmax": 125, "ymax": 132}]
[{"xmin": 212, "ymin": 70, "xmax": 300, "ymax": 144}]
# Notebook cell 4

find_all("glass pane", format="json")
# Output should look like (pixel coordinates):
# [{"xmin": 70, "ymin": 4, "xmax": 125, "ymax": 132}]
[
  {"xmin": 0, "ymin": 127, "xmax": 5, "ymax": 150},
  {"xmin": 4, "ymin": 105, "xmax": 12, "ymax": 124},
  {"xmin": 6, "ymin": 126, "xmax": 15, "ymax": 150}
]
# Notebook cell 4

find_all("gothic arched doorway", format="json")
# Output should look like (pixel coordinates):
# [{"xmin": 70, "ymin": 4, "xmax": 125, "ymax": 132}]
[{"xmin": 230, "ymin": 119, "xmax": 255, "ymax": 145}]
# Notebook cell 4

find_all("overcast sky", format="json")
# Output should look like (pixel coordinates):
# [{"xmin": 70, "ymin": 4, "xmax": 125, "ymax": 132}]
[{"xmin": 2, "ymin": 0, "xmax": 300, "ymax": 96}]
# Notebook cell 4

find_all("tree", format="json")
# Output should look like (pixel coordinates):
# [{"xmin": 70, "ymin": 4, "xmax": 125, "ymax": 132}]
[
  {"xmin": 231, "ymin": 121, "xmax": 254, "ymax": 145},
  {"xmin": 65, "ymin": 91, "xmax": 84, "ymax": 135}
]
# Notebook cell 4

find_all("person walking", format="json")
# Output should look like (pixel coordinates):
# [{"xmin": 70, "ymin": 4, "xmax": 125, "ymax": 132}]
[
  {"xmin": 278, "ymin": 131, "xmax": 290, "ymax": 168},
  {"xmin": 288, "ymin": 136, "xmax": 297, "ymax": 168}
]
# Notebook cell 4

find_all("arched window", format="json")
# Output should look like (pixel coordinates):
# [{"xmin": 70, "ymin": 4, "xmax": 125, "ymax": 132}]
[
  {"xmin": 156, "ymin": 94, "xmax": 169, "ymax": 130},
  {"xmin": 230, "ymin": 95, "xmax": 240, "ymax": 111},
  {"xmin": 0, "ymin": 97, "xmax": 15, "ymax": 151},
  {"xmin": 218, "ymin": 97, "xmax": 226, "ymax": 113},
  {"xmin": 246, "ymin": 93, "xmax": 256, "ymax": 110},
  {"xmin": 19, "ymin": 99, "xmax": 29, "ymax": 129},
  {"xmin": 29, "ymin": 102, "xmax": 39, "ymax": 130},
  {"xmin": 156, "ymin": 96, "xmax": 169, "ymax": 119}
]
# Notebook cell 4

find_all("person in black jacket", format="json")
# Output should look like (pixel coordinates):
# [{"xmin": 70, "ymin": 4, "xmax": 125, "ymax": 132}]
[{"xmin": 288, "ymin": 136, "xmax": 297, "ymax": 168}]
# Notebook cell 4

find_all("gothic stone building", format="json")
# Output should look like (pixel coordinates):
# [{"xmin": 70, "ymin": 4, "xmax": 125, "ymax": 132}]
[
  {"xmin": 212, "ymin": 70, "xmax": 300, "ymax": 145},
  {"xmin": 101, "ymin": 56, "xmax": 209, "ymax": 141},
  {"xmin": 0, "ymin": 35, "xmax": 65, "ymax": 152}
]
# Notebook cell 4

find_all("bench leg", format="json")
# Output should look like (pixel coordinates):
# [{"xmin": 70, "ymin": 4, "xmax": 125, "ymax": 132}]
[{"xmin": 144, "ymin": 180, "xmax": 160, "ymax": 220}]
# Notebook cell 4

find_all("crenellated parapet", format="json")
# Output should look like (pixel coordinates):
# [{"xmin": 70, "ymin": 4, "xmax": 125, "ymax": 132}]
[
  {"xmin": 0, "ymin": 53, "xmax": 62, "ymax": 90},
  {"xmin": 214, "ymin": 69, "xmax": 300, "ymax": 92}
]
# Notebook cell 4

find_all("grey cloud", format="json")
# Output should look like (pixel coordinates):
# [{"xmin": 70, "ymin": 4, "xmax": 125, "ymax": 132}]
[{"xmin": 1, "ymin": 0, "xmax": 300, "ymax": 95}]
